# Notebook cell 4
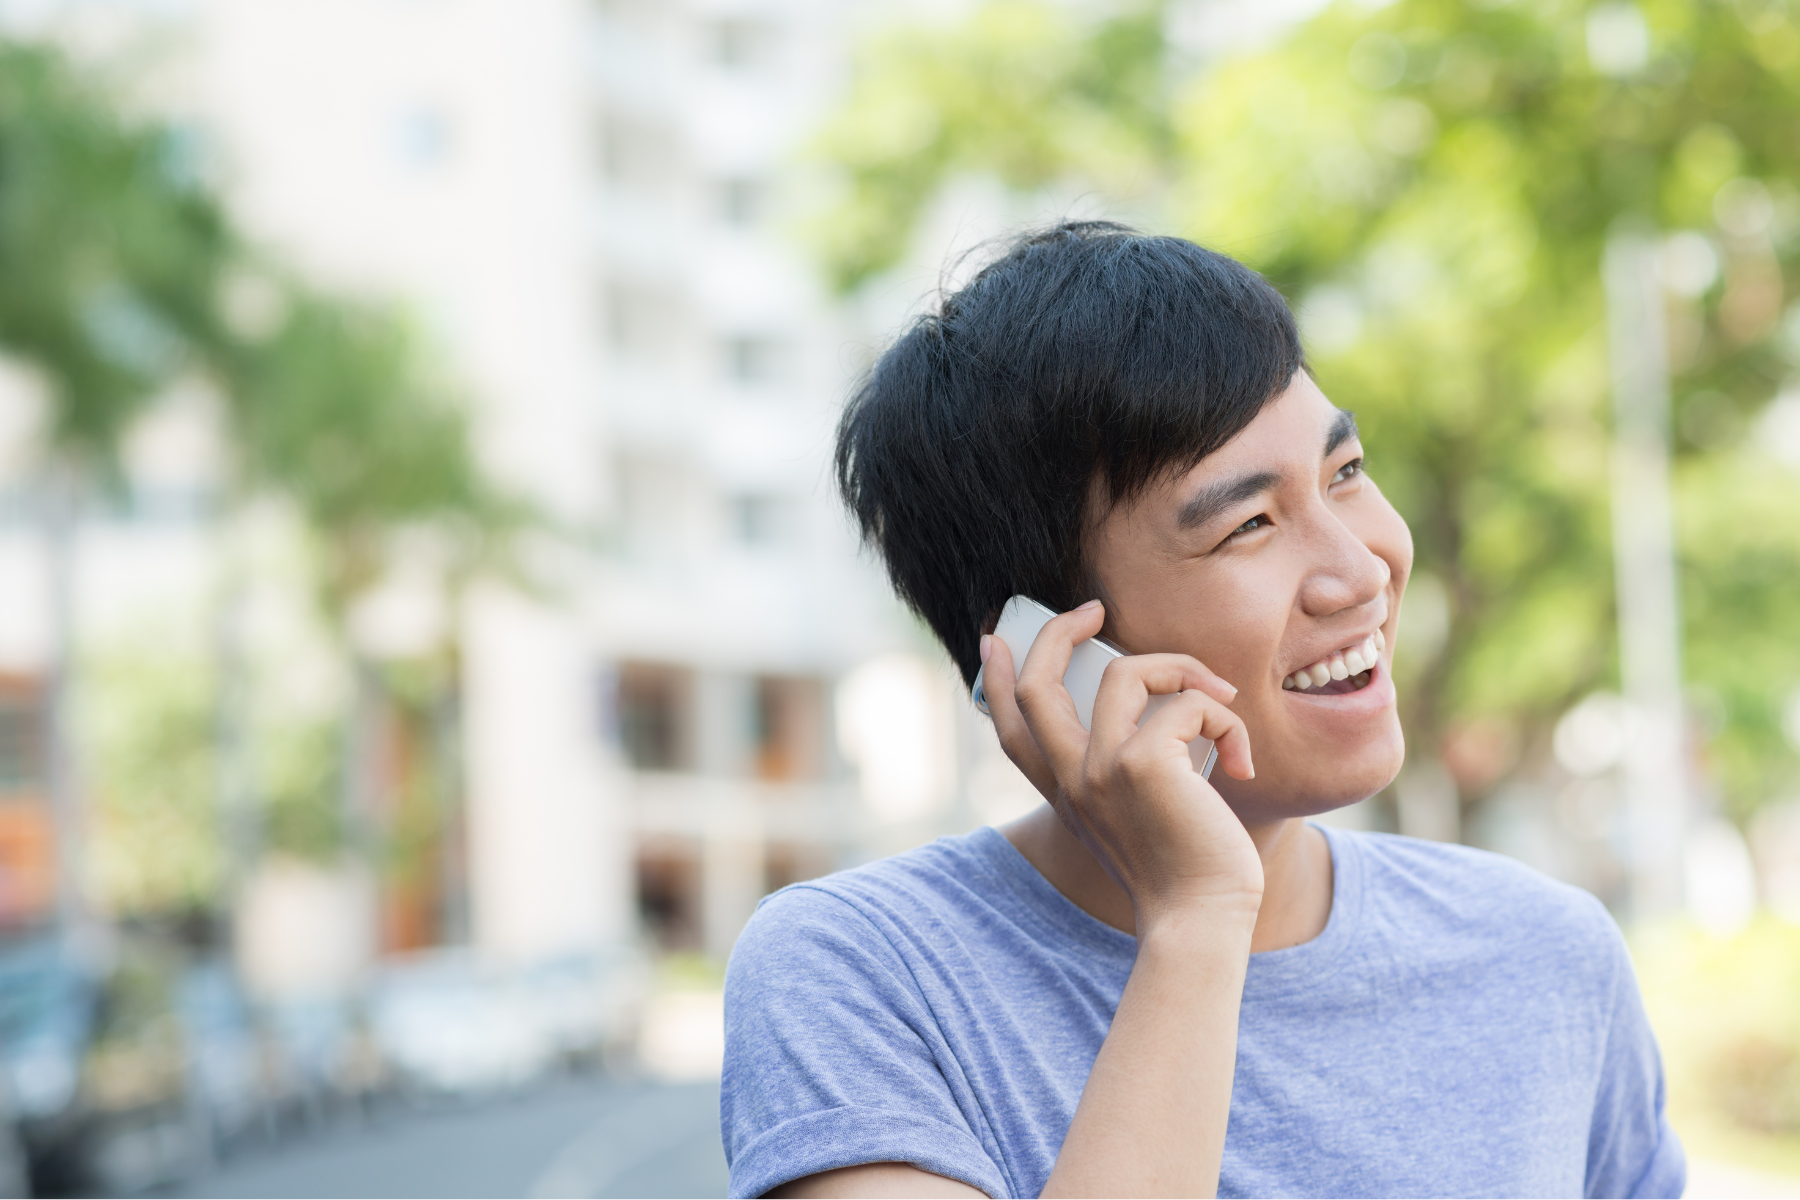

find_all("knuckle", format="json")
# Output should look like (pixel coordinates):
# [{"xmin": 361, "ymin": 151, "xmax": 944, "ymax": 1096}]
[
  {"xmin": 1079, "ymin": 757, "xmax": 1108, "ymax": 795},
  {"xmin": 1096, "ymin": 662, "xmax": 1132, "ymax": 695},
  {"xmin": 1113, "ymin": 745, "xmax": 1152, "ymax": 785}
]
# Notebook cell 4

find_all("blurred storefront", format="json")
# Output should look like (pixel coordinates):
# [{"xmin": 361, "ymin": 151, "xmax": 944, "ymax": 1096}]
[{"xmin": 0, "ymin": 674, "xmax": 52, "ymax": 931}]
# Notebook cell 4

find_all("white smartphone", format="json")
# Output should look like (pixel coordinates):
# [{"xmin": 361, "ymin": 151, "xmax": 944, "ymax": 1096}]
[{"xmin": 971, "ymin": 595, "xmax": 1217, "ymax": 780}]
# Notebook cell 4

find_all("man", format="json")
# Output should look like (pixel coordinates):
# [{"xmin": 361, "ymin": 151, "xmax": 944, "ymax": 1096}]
[{"xmin": 721, "ymin": 222, "xmax": 1683, "ymax": 1199}]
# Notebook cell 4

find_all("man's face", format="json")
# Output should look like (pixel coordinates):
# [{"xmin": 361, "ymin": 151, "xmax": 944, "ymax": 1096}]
[{"xmin": 1087, "ymin": 372, "xmax": 1413, "ymax": 821}]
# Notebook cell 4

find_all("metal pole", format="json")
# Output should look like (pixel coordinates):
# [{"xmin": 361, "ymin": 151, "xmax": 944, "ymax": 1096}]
[
  {"xmin": 41, "ymin": 463, "xmax": 85, "ymax": 953},
  {"xmin": 214, "ymin": 509, "xmax": 259, "ymax": 944},
  {"xmin": 1603, "ymin": 229, "xmax": 1688, "ymax": 923}
]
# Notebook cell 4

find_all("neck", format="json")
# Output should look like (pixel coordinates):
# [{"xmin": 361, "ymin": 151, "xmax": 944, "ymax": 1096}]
[{"xmin": 1000, "ymin": 806, "xmax": 1334, "ymax": 953}]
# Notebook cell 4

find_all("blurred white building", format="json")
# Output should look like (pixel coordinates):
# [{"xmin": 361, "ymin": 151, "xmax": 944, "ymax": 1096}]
[
  {"xmin": 186, "ymin": 0, "xmax": 984, "ymax": 966},
  {"xmin": 0, "ymin": 0, "xmax": 1025, "ymax": 975}
]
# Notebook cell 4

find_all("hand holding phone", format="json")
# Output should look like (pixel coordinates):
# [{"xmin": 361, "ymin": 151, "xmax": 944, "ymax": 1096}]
[{"xmin": 973, "ymin": 596, "xmax": 1218, "ymax": 780}]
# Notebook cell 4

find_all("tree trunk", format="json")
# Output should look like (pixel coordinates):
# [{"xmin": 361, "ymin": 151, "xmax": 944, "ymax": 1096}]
[
  {"xmin": 213, "ymin": 505, "xmax": 259, "ymax": 946},
  {"xmin": 41, "ymin": 462, "xmax": 86, "ymax": 953}
]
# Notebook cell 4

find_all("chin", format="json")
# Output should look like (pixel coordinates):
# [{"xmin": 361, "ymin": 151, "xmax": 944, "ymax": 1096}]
[{"xmin": 1218, "ymin": 726, "xmax": 1406, "ymax": 825}]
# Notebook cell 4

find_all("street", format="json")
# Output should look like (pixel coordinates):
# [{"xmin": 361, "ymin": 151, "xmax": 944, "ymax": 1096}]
[{"xmin": 160, "ymin": 1076, "xmax": 727, "ymax": 1199}]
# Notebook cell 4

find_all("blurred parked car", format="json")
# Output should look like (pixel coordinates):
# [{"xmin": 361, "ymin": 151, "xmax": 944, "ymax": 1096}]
[
  {"xmin": 0, "ymin": 936, "xmax": 102, "ymax": 1194},
  {"xmin": 0, "ymin": 1069, "xmax": 30, "ymax": 1199},
  {"xmin": 176, "ymin": 959, "xmax": 267, "ymax": 1153},
  {"xmin": 48, "ymin": 938, "xmax": 206, "ymax": 1195},
  {"xmin": 368, "ymin": 945, "xmax": 645, "ymax": 1096},
  {"xmin": 260, "ymin": 992, "xmax": 378, "ymax": 1122},
  {"xmin": 0, "ymin": 936, "xmax": 273, "ymax": 1196},
  {"xmin": 515, "ymin": 946, "xmax": 648, "ymax": 1070}
]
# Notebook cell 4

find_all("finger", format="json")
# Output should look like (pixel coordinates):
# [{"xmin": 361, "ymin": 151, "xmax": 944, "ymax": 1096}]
[
  {"xmin": 1086, "ymin": 653, "xmax": 1237, "ymax": 751},
  {"xmin": 1130, "ymin": 688, "xmax": 1255, "ymax": 781},
  {"xmin": 1011, "ymin": 601, "xmax": 1107, "ymax": 782},
  {"xmin": 978, "ymin": 633, "xmax": 1058, "ymax": 800}
]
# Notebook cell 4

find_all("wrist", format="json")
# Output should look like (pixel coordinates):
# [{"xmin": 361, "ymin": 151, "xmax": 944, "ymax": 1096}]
[{"xmin": 1135, "ymin": 891, "xmax": 1261, "ymax": 949}]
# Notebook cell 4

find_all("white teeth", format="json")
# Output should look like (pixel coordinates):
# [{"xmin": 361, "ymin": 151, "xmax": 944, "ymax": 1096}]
[{"xmin": 1287, "ymin": 632, "xmax": 1384, "ymax": 693}]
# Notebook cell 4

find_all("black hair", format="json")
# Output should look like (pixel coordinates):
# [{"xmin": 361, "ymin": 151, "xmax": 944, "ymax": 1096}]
[{"xmin": 833, "ymin": 221, "xmax": 1305, "ymax": 687}]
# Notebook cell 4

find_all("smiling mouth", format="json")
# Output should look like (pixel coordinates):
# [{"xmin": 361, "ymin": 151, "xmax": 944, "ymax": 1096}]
[{"xmin": 1282, "ymin": 629, "xmax": 1386, "ymax": 696}]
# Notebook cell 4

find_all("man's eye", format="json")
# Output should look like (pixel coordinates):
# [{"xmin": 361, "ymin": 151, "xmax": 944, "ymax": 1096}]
[
  {"xmin": 1332, "ymin": 457, "xmax": 1364, "ymax": 485},
  {"xmin": 1231, "ymin": 514, "xmax": 1268, "ymax": 537}
]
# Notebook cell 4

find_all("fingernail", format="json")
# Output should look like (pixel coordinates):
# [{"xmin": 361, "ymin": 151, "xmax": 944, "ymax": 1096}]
[
  {"xmin": 980, "ymin": 634, "xmax": 992, "ymax": 663},
  {"xmin": 1078, "ymin": 599, "xmax": 1102, "ymax": 610}
]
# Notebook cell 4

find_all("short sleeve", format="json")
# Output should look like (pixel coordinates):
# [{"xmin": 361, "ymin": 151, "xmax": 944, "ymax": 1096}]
[
  {"xmin": 720, "ymin": 885, "xmax": 1007, "ymax": 1199},
  {"xmin": 1584, "ymin": 921, "xmax": 1686, "ymax": 1199}
]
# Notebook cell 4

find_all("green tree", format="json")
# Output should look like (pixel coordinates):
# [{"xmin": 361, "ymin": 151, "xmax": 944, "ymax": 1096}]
[
  {"xmin": 83, "ymin": 649, "xmax": 221, "ymax": 914},
  {"xmin": 0, "ymin": 42, "xmax": 229, "ymax": 461},
  {"xmin": 0, "ymin": 38, "xmax": 523, "ymax": 927},
  {"xmin": 215, "ymin": 285, "xmax": 525, "ymax": 880},
  {"xmin": 813, "ymin": 0, "xmax": 1800, "ymax": 825},
  {"xmin": 0, "ymin": 40, "xmax": 232, "ymax": 934}
]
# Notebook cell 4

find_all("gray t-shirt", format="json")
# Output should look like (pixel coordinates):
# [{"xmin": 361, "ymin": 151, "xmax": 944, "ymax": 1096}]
[{"xmin": 721, "ymin": 823, "xmax": 1684, "ymax": 1199}]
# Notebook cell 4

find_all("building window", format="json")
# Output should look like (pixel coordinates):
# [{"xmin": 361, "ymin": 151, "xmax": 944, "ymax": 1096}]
[
  {"xmin": 0, "ymin": 682, "xmax": 41, "ymax": 795},
  {"xmin": 605, "ymin": 280, "xmax": 683, "ymax": 359},
  {"xmin": 717, "ymin": 177, "xmax": 762, "ymax": 227},
  {"xmin": 753, "ymin": 675, "xmax": 826, "ymax": 782},
  {"xmin": 595, "ymin": 0, "xmax": 652, "ymax": 24},
  {"xmin": 708, "ymin": 18, "xmax": 770, "ymax": 69},
  {"xmin": 764, "ymin": 842, "xmax": 831, "ymax": 893},
  {"xmin": 731, "ymin": 494, "xmax": 798, "ymax": 548},
  {"xmin": 599, "ymin": 111, "xmax": 680, "ymax": 192},
  {"xmin": 723, "ymin": 335, "xmax": 786, "ymax": 385},
  {"xmin": 616, "ymin": 453, "xmax": 698, "ymax": 561},
  {"xmin": 392, "ymin": 106, "xmax": 453, "ymax": 170},
  {"xmin": 636, "ymin": 837, "xmax": 701, "ymax": 950},
  {"xmin": 616, "ymin": 662, "xmax": 695, "ymax": 771}
]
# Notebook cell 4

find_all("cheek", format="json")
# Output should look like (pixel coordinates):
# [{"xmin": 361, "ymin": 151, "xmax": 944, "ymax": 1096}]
[
  {"xmin": 1173, "ymin": 577, "xmax": 1291, "ymax": 687},
  {"xmin": 1102, "ymin": 566, "xmax": 1288, "ymax": 687}
]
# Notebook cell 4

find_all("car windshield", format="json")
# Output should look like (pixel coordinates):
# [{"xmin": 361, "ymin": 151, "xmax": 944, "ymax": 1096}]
[{"xmin": 0, "ymin": 944, "xmax": 85, "ymax": 1047}]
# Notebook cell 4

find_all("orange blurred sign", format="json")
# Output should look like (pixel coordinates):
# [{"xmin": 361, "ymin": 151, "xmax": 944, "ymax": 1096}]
[{"xmin": 0, "ymin": 801, "xmax": 54, "ymax": 926}]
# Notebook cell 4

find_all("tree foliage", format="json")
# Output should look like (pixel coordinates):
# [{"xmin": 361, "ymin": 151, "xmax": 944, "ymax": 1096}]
[
  {"xmin": 0, "ymin": 41, "xmax": 228, "ymax": 466},
  {"xmin": 0, "ymin": 38, "xmax": 522, "ymax": 616},
  {"xmin": 813, "ymin": 0, "xmax": 1171, "ymax": 291},
  {"xmin": 216, "ymin": 290, "xmax": 524, "ymax": 621},
  {"xmin": 814, "ymin": 0, "xmax": 1800, "ymax": 818},
  {"xmin": 0, "ymin": 38, "xmax": 524, "ymax": 906}
]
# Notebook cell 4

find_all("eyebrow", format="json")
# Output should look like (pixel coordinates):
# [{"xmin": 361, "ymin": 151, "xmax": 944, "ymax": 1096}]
[
  {"xmin": 1176, "ymin": 470, "xmax": 1281, "ymax": 531},
  {"xmin": 1175, "ymin": 410, "xmax": 1364, "ymax": 532}
]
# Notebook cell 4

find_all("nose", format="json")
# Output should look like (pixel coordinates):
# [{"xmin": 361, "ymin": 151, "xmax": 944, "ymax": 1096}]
[{"xmin": 1297, "ymin": 510, "xmax": 1391, "ymax": 621}]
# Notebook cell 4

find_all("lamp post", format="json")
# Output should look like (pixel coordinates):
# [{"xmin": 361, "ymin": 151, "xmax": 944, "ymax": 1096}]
[{"xmin": 1603, "ymin": 228, "xmax": 1688, "ymax": 922}]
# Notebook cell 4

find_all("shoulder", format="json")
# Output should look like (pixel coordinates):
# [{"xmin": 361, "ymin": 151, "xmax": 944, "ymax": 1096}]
[
  {"xmin": 1332, "ymin": 827, "xmax": 1623, "ymax": 964},
  {"xmin": 728, "ymin": 829, "xmax": 1011, "ymax": 987}
]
